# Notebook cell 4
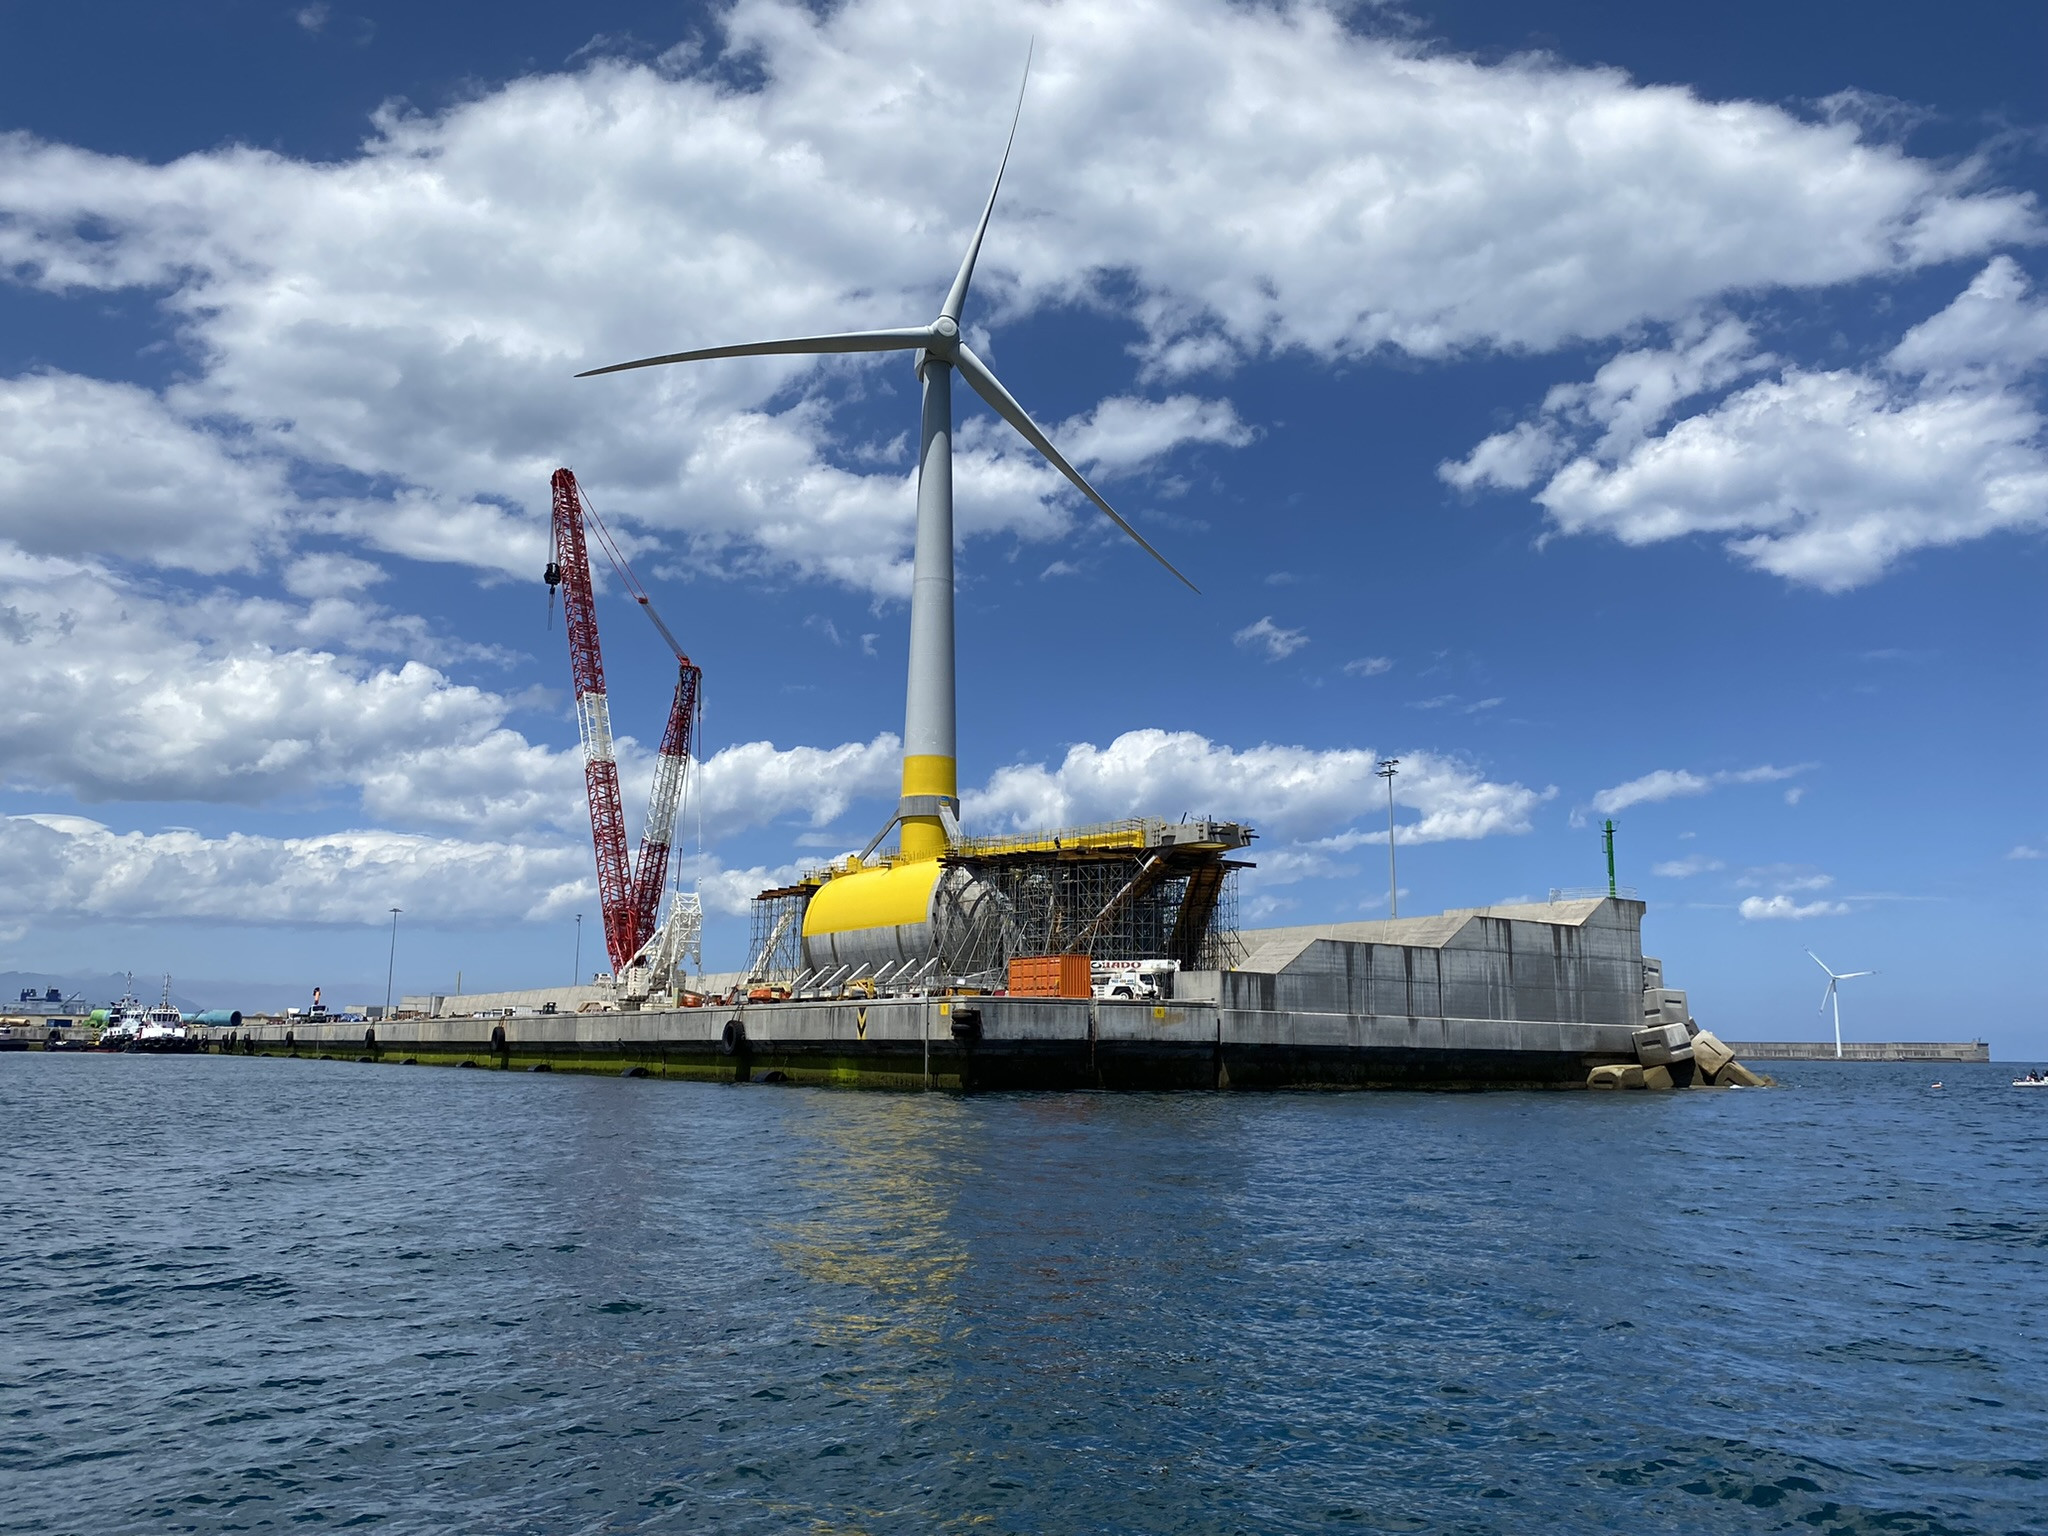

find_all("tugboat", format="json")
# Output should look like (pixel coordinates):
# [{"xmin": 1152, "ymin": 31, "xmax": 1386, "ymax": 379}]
[
  {"xmin": 95, "ymin": 976, "xmax": 147, "ymax": 1051},
  {"xmin": 133, "ymin": 975, "xmax": 202, "ymax": 1053}
]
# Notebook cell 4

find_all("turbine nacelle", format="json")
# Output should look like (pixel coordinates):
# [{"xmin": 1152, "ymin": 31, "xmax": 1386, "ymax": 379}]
[{"xmin": 912, "ymin": 316, "xmax": 961, "ymax": 382}]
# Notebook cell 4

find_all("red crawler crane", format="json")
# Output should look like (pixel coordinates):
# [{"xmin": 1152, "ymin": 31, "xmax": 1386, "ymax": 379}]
[{"xmin": 547, "ymin": 468, "xmax": 702, "ymax": 974}]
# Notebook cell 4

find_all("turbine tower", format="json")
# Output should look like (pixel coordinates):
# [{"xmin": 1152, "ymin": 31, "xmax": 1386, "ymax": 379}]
[
  {"xmin": 1807, "ymin": 949, "xmax": 1876, "ymax": 1060},
  {"xmin": 578, "ymin": 50, "xmax": 1192, "ymax": 863}
]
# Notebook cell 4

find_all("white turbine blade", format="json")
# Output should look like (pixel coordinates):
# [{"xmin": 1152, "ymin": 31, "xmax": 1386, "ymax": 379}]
[
  {"xmin": 578, "ymin": 326, "xmax": 935, "ymax": 378},
  {"xmin": 941, "ymin": 42, "xmax": 1033, "ymax": 324},
  {"xmin": 1819, "ymin": 980, "xmax": 1835, "ymax": 1013},
  {"xmin": 1838, "ymin": 970, "xmax": 1876, "ymax": 979},
  {"xmin": 1805, "ymin": 949, "xmax": 1836, "ymax": 978},
  {"xmin": 954, "ymin": 342, "xmax": 1198, "ymax": 592}
]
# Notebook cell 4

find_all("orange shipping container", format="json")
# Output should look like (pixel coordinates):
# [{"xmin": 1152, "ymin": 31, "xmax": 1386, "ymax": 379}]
[{"xmin": 1007, "ymin": 954, "xmax": 1091, "ymax": 999}]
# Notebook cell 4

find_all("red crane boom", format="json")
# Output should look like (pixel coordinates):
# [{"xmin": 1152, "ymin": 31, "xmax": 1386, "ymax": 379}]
[{"xmin": 547, "ymin": 468, "xmax": 701, "ymax": 974}]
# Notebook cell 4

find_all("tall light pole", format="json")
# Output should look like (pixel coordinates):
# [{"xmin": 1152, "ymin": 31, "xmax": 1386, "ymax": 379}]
[
  {"xmin": 1376, "ymin": 758, "xmax": 1400, "ymax": 917},
  {"xmin": 573, "ymin": 913, "xmax": 583, "ymax": 986},
  {"xmin": 383, "ymin": 906, "xmax": 402, "ymax": 1018}
]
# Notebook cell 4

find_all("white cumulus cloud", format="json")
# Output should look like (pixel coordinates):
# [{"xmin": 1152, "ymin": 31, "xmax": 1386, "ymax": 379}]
[
  {"xmin": 1234, "ymin": 615, "xmax": 1309, "ymax": 660},
  {"xmin": 0, "ymin": 813, "xmax": 591, "ymax": 927},
  {"xmin": 1739, "ymin": 893, "xmax": 1849, "ymax": 921},
  {"xmin": 967, "ymin": 729, "xmax": 1551, "ymax": 846},
  {"xmin": 1652, "ymin": 855, "xmax": 1724, "ymax": 878},
  {"xmin": 0, "ymin": 372, "xmax": 292, "ymax": 573},
  {"xmin": 1446, "ymin": 258, "xmax": 2048, "ymax": 590},
  {"xmin": 1590, "ymin": 763, "xmax": 1806, "ymax": 816},
  {"xmin": 0, "ymin": 812, "xmax": 823, "ymax": 928},
  {"xmin": 0, "ymin": 546, "xmax": 911, "ymax": 847},
  {"xmin": 0, "ymin": 0, "xmax": 2031, "ymax": 601}
]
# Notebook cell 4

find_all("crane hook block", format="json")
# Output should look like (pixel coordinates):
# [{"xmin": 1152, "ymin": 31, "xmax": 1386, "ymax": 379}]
[{"xmin": 544, "ymin": 560, "xmax": 562, "ymax": 590}]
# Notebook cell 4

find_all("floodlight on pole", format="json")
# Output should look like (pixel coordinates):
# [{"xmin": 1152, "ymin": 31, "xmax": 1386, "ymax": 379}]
[
  {"xmin": 384, "ymin": 906, "xmax": 402, "ymax": 1018},
  {"xmin": 1376, "ymin": 758, "xmax": 1400, "ymax": 917},
  {"xmin": 574, "ymin": 912, "xmax": 583, "ymax": 986},
  {"xmin": 578, "ymin": 43, "xmax": 1192, "ymax": 864},
  {"xmin": 1807, "ymin": 949, "xmax": 1876, "ymax": 1059}
]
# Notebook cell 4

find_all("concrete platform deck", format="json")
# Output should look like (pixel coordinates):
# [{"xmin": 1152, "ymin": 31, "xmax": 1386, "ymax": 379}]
[{"xmin": 228, "ymin": 992, "xmax": 1646, "ymax": 1090}]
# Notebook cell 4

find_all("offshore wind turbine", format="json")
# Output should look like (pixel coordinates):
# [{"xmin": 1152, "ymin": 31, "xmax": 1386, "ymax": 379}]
[
  {"xmin": 578, "ymin": 51, "xmax": 1193, "ymax": 865},
  {"xmin": 1807, "ymin": 949, "xmax": 1876, "ymax": 1060}
]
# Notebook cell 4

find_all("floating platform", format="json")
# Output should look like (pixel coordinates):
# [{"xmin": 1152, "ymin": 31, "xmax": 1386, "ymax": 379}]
[
  {"xmin": 1722, "ymin": 1040, "xmax": 1990, "ymax": 1063},
  {"xmin": 228, "ymin": 897, "xmax": 1681, "ymax": 1091}
]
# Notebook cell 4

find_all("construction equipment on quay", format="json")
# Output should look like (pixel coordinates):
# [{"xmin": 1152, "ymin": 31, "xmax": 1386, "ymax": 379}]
[{"xmin": 545, "ymin": 467, "xmax": 703, "ymax": 995}]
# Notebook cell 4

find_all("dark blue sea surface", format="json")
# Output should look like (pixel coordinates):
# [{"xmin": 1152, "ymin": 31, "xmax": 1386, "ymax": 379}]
[{"xmin": 3, "ymin": 1055, "xmax": 2044, "ymax": 1534}]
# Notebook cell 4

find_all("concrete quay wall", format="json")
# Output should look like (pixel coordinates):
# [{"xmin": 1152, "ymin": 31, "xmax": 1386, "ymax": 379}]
[{"xmin": 234, "ymin": 992, "xmax": 1643, "ymax": 1091}]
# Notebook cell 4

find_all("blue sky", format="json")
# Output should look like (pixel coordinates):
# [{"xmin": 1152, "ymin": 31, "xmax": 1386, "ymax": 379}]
[{"xmin": 2, "ymin": 0, "xmax": 2043, "ymax": 1051}]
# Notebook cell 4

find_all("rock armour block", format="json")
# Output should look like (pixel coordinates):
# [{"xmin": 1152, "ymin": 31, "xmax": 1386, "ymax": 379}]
[{"xmin": 1690, "ymin": 1029, "xmax": 1736, "ymax": 1077}]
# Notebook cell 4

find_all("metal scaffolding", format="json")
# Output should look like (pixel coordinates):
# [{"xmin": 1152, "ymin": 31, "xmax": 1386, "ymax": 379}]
[
  {"xmin": 941, "ymin": 841, "xmax": 1248, "ymax": 979},
  {"xmin": 748, "ymin": 884, "xmax": 812, "ymax": 983},
  {"xmin": 746, "ymin": 819, "xmax": 1254, "ymax": 990}
]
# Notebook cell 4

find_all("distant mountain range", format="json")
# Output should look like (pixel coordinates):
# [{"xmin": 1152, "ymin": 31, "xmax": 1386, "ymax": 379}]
[{"xmin": 2, "ymin": 971, "xmax": 379, "ymax": 1014}]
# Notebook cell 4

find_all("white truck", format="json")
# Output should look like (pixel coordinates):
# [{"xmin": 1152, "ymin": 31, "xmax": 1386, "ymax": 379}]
[{"xmin": 1090, "ymin": 958, "xmax": 1180, "ymax": 1001}]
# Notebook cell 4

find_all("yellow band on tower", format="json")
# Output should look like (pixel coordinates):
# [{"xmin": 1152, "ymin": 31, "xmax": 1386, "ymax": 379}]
[
  {"xmin": 901, "ymin": 755, "xmax": 957, "ymax": 796},
  {"xmin": 899, "ymin": 753, "xmax": 957, "ymax": 861}
]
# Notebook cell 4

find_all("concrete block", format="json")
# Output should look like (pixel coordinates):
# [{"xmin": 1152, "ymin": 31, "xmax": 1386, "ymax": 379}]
[
  {"xmin": 1690, "ymin": 1029, "xmax": 1735, "ymax": 1076},
  {"xmin": 1641, "ymin": 1063, "xmax": 1674, "ymax": 1090},
  {"xmin": 1643, "ymin": 989, "xmax": 1691, "ymax": 1027},
  {"xmin": 1715, "ymin": 1059, "xmax": 1768, "ymax": 1088},
  {"xmin": 1588, "ymin": 1062, "xmax": 1645, "ymax": 1089},
  {"xmin": 1632, "ymin": 1022, "xmax": 1695, "ymax": 1068}
]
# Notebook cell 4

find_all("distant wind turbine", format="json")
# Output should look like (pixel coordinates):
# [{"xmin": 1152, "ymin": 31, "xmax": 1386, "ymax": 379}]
[
  {"xmin": 1807, "ymin": 949, "xmax": 1876, "ymax": 1059},
  {"xmin": 578, "ymin": 44, "xmax": 1193, "ymax": 864}
]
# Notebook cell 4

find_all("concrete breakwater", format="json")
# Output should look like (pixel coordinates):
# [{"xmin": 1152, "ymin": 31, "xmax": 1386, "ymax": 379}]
[{"xmin": 1725, "ymin": 1040, "xmax": 1990, "ymax": 1063}]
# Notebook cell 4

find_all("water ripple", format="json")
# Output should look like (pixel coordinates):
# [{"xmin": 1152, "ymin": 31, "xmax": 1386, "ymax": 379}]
[{"xmin": 2, "ymin": 1054, "xmax": 2044, "ymax": 1533}]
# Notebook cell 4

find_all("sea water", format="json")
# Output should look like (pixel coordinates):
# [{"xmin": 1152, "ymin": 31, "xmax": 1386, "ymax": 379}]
[{"xmin": 3, "ymin": 1053, "xmax": 2043, "ymax": 1534}]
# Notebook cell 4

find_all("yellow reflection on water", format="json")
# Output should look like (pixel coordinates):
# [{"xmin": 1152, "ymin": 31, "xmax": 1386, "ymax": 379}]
[{"xmin": 768, "ymin": 1094, "xmax": 974, "ymax": 1361}]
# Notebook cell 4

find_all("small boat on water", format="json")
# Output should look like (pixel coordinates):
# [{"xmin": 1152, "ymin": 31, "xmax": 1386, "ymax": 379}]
[
  {"xmin": 133, "ymin": 975, "xmax": 202, "ymax": 1054},
  {"xmin": 95, "ymin": 978, "xmax": 146, "ymax": 1051},
  {"xmin": 2014, "ymin": 1072, "xmax": 2048, "ymax": 1088},
  {"xmin": 94, "ymin": 974, "xmax": 204, "ymax": 1053}
]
